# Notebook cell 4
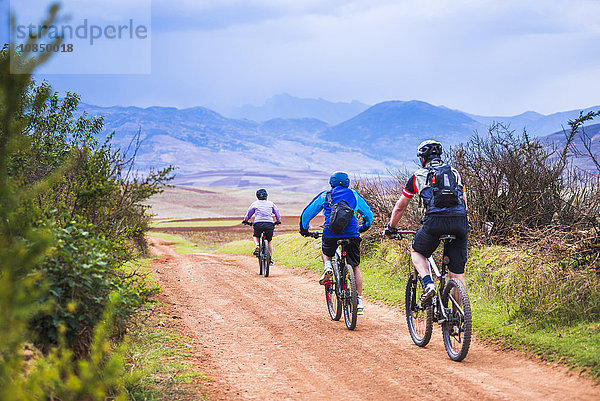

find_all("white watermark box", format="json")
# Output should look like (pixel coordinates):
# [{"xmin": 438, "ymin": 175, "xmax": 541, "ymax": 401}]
[{"xmin": 10, "ymin": 0, "xmax": 151, "ymax": 74}]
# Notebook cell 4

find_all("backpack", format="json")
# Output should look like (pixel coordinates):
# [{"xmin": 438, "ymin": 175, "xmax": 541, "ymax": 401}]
[
  {"xmin": 423, "ymin": 162, "xmax": 461, "ymax": 209},
  {"xmin": 327, "ymin": 191, "xmax": 354, "ymax": 234}
]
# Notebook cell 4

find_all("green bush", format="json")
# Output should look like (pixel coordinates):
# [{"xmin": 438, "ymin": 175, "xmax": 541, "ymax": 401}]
[
  {"xmin": 0, "ymin": 4, "xmax": 169, "ymax": 398},
  {"xmin": 29, "ymin": 221, "xmax": 159, "ymax": 356},
  {"xmin": 1, "ymin": 53, "xmax": 173, "ymax": 352}
]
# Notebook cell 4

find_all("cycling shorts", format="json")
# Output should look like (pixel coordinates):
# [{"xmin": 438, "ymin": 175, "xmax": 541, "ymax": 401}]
[
  {"xmin": 322, "ymin": 236, "xmax": 361, "ymax": 267},
  {"xmin": 412, "ymin": 214, "xmax": 468, "ymax": 274},
  {"xmin": 253, "ymin": 222, "xmax": 275, "ymax": 241}
]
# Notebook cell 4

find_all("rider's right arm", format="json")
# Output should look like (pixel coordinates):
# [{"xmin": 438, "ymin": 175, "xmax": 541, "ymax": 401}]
[
  {"xmin": 300, "ymin": 191, "xmax": 326, "ymax": 230},
  {"xmin": 389, "ymin": 175, "xmax": 417, "ymax": 227},
  {"xmin": 244, "ymin": 202, "xmax": 257, "ymax": 221},
  {"xmin": 272, "ymin": 202, "xmax": 282, "ymax": 222},
  {"xmin": 389, "ymin": 194, "xmax": 411, "ymax": 228}
]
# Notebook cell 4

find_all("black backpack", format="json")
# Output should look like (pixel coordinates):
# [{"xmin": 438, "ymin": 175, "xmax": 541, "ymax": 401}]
[
  {"xmin": 327, "ymin": 191, "xmax": 354, "ymax": 234},
  {"xmin": 424, "ymin": 163, "xmax": 461, "ymax": 209}
]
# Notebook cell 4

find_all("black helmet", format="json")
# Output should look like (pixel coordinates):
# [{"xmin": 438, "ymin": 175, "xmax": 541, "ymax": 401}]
[
  {"xmin": 417, "ymin": 140, "xmax": 443, "ymax": 161},
  {"xmin": 329, "ymin": 171, "xmax": 350, "ymax": 188},
  {"xmin": 256, "ymin": 188, "xmax": 268, "ymax": 200}
]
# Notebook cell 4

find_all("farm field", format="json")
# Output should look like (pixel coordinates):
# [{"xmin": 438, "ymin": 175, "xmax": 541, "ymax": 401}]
[{"xmin": 145, "ymin": 185, "xmax": 319, "ymax": 220}]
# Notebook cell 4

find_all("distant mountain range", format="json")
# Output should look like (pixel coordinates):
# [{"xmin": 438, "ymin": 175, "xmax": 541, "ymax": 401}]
[
  {"xmin": 223, "ymin": 93, "xmax": 370, "ymax": 125},
  {"xmin": 541, "ymin": 123, "xmax": 600, "ymax": 172},
  {"xmin": 79, "ymin": 96, "xmax": 599, "ymax": 191}
]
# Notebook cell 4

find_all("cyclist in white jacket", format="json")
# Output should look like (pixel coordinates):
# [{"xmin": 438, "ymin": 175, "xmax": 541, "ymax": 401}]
[{"xmin": 243, "ymin": 188, "xmax": 281, "ymax": 260}]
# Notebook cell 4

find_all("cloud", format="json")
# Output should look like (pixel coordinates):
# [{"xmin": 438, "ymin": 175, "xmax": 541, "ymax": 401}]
[
  {"xmin": 150, "ymin": 0, "xmax": 362, "ymax": 32},
  {"xmin": 33, "ymin": 0, "xmax": 600, "ymax": 115}
]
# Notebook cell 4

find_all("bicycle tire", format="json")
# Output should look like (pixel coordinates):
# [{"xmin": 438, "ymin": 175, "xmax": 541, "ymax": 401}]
[
  {"xmin": 342, "ymin": 264, "xmax": 358, "ymax": 330},
  {"xmin": 258, "ymin": 247, "xmax": 263, "ymax": 276},
  {"xmin": 263, "ymin": 239, "xmax": 270, "ymax": 277},
  {"xmin": 441, "ymin": 278, "xmax": 472, "ymax": 361},
  {"xmin": 325, "ymin": 258, "xmax": 342, "ymax": 321},
  {"xmin": 405, "ymin": 272, "xmax": 433, "ymax": 347}
]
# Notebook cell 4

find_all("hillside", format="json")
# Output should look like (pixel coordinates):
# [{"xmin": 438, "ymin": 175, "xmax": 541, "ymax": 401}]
[
  {"xmin": 466, "ymin": 106, "xmax": 600, "ymax": 137},
  {"xmin": 320, "ymin": 100, "xmax": 485, "ymax": 160},
  {"xmin": 79, "ymin": 100, "xmax": 600, "ymax": 192},
  {"xmin": 540, "ymin": 123, "xmax": 600, "ymax": 171}
]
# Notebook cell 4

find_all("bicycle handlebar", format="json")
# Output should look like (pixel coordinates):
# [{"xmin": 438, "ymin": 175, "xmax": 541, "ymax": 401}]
[
  {"xmin": 302, "ymin": 231, "xmax": 321, "ymax": 239},
  {"xmin": 383, "ymin": 228, "xmax": 416, "ymax": 240}
]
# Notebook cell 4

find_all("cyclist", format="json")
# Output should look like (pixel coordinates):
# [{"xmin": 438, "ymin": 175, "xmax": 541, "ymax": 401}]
[
  {"xmin": 384, "ymin": 140, "xmax": 468, "ymax": 303},
  {"xmin": 243, "ymin": 188, "xmax": 281, "ymax": 261},
  {"xmin": 299, "ymin": 171, "xmax": 374, "ymax": 314}
]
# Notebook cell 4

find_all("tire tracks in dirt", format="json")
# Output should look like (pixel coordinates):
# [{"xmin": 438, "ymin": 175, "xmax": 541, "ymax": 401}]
[{"xmin": 148, "ymin": 236, "xmax": 598, "ymax": 400}]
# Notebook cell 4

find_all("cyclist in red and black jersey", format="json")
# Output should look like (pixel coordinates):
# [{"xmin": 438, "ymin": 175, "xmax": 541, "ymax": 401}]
[{"xmin": 384, "ymin": 140, "xmax": 469, "ymax": 302}]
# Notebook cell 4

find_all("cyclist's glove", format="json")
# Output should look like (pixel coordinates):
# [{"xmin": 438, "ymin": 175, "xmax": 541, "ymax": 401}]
[
  {"xmin": 275, "ymin": 221, "xmax": 282, "ymax": 225},
  {"xmin": 383, "ymin": 223, "xmax": 398, "ymax": 237},
  {"xmin": 299, "ymin": 227, "xmax": 310, "ymax": 237},
  {"xmin": 242, "ymin": 220, "xmax": 249, "ymax": 225}
]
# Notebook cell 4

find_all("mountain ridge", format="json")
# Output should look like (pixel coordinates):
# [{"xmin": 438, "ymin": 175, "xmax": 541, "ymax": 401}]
[{"xmin": 77, "ymin": 98, "xmax": 599, "ymax": 191}]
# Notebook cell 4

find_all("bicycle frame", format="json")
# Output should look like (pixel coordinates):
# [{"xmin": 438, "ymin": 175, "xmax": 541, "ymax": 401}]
[
  {"xmin": 307, "ymin": 232, "xmax": 358, "ymax": 330},
  {"xmin": 426, "ymin": 238, "xmax": 464, "ymax": 324},
  {"xmin": 397, "ymin": 230, "xmax": 463, "ymax": 323},
  {"xmin": 332, "ymin": 243, "xmax": 349, "ymax": 301}
]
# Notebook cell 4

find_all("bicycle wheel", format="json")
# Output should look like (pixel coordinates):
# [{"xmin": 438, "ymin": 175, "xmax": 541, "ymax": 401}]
[
  {"xmin": 441, "ymin": 278, "xmax": 472, "ymax": 361},
  {"xmin": 263, "ymin": 239, "xmax": 270, "ymax": 277},
  {"xmin": 341, "ymin": 264, "xmax": 358, "ymax": 330},
  {"xmin": 325, "ymin": 259, "xmax": 342, "ymax": 321},
  {"xmin": 405, "ymin": 272, "xmax": 433, "ymax": 347},
  {"xmin": 258, "ymin": 247, "xmax": 263, "ymax": 276}
]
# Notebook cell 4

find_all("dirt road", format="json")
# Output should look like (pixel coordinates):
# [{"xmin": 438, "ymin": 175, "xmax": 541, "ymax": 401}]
[{"xmin": 148, "ymin": 236, "xmax": 598, "ymax": 400}]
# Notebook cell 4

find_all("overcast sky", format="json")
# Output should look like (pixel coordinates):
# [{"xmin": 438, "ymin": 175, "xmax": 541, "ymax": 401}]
[{"xmin": 4, "ymin": 0, "xmax": 600, "ymax": 116}]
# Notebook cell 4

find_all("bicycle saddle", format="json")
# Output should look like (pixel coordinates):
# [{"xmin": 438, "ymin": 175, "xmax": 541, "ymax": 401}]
[{"xmin": 439, "ymin": 235, "xmax": 456, "ymax": 241}]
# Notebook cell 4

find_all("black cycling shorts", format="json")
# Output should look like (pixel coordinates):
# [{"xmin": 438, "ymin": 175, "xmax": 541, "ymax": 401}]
[
  {"xmin": 412, "ymin": 214, "xmax": 468, "ymax": 274},
  {"xmin": 253, "ymin": 222, "xmax": 275, "ymax": 241},
  {"xmin": 322, "ymin": 236, "xmax": 361, "ymax": 267}
]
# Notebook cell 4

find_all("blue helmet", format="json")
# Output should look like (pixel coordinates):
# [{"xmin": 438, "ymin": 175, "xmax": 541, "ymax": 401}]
[
  {"xmin": 329, "ymin": 171, "xmax": 350, "ymax": 188},
  {"xmin": 256, "ymin": 188, "xmax": 268, "ymax": 200}
]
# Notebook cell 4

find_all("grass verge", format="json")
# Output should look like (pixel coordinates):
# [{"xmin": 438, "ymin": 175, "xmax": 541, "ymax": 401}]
[
  {"xmin": 151, "ymin": 230, "xmax": 248, "ymax": 253},
  {"xmin": 148, "ymin": 232, "xmax": 210, "ymax": 254},
  {"xmin": 124, "ymin": 255, "xmax": 211, "ymax": 400},
  {"xmin": 125, "ymin": 306, "xmax": 209, "ymax": 400}
]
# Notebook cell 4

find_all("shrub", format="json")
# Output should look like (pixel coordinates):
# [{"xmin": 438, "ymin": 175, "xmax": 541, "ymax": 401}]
[
  {"xmin": 449, "ymin": 123, "xmax": 566, "ymax": 241},
  {"xmin": 354, "ymin": 173, "xmax": 422, "ymax": 248}
]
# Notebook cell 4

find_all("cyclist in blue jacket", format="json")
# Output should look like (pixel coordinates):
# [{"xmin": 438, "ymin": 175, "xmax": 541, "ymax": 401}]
[{"xmin": 300, "ymin": 171, "xmax": 374, "ymax": 314}]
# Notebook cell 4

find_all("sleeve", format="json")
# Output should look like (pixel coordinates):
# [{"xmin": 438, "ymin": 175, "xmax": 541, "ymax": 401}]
[
  {"xmin": 244, "ymin": 202, "xmax": 256, "ymax": 221},
  {"xmin": 452, "ymin": 168, "xmax": 465, "ymax": 193},
  {"xmin": 272, "ymin": 202, "xmax": 281, "ymax": 221},
  {"xmin": 300, "ymin": 192, "xmax": 326, "ymax": 230},
  {"xmin": 353, "ymin": 190, "xmax": 374, "ymax": 228},
  {"xmin": 402, "ymin": 175, "xmax": 418, "ymax": 198}
]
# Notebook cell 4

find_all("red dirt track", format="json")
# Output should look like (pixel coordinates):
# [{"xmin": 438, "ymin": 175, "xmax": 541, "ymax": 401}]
[{"xmin": 148, "ymin": 236, "xmax": 599, "ymax": 400}]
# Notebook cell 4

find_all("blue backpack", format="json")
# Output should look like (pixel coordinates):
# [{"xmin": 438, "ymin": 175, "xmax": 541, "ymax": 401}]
[{"xmin": 327, "ymin": 191, "xmax": 354, "ymax": 234}]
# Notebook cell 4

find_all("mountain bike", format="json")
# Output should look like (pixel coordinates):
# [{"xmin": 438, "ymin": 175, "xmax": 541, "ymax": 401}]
[
  {"xmin": 307, "ymin": 232, "xmax": 358, "ymax": 330},
  {"xmin": 242, "ymin": 221, "xmax": 280, "ymax": 277},
  {"xmin": 394, "ymin": 230, "xmax": 472, "ymax": 361}
]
